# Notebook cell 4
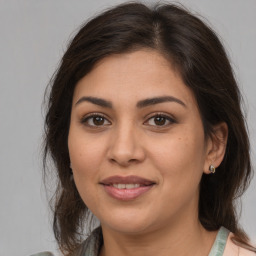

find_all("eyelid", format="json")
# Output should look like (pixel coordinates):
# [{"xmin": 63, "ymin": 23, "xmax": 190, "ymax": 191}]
[
  {"xmin": 79, "ymin": 111, "xmax": 176, "ymax": 128},
  {"xmin": 144, "ymin": 112, "xmax": 176, "ymax": 126},
  {"xmin": 80, "ymin": 112, "xmax": 112, "ymax": 127}
]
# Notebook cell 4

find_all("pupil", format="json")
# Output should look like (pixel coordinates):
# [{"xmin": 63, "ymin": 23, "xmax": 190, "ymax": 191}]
[
  {"xmin": 93, "ymin": 116, "xmax": 104, "ymax": 125},
  {"xmin": 155, "ymin": 116, "xmax": 165, "ymax": 125}
]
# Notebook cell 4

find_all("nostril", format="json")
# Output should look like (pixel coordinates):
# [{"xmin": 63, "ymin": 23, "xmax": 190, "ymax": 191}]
[
  {"xmin": 109, "ymin": 157, "xmax": 137, "ymax": 165},
  {"xmin": 128, "ymin": 158, "xmax": 138, "ymax": 162}
]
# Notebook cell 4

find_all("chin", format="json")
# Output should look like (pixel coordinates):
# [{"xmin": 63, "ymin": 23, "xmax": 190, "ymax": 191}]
[
  {"xmin": 105, "ymin": 222, "xmax": 150, "ymax": 235},
  {"xmin": 99, "ymin": 211, "xmax": 157, "ymax": 235}
]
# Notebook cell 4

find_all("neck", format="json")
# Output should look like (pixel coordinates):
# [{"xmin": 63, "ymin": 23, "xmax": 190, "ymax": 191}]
[{"xmin": 99, "ymin": 212, "xmax": 217, "ymax": 256}]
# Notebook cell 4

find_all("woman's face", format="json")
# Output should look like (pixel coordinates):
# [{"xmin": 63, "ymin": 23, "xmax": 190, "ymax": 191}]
[{"xmin": 68, "ymin": 50, "xmax": 213, "ymax": 234}]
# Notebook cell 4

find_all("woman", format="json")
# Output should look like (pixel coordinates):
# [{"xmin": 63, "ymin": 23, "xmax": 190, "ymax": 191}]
[{"xmin": 42, "ymin": 2, "xmax": 255, "ymax": 256}]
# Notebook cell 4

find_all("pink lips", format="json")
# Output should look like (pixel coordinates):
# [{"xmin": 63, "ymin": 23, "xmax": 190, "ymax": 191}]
[{"xmin": 100, "ymin": 175, "xmax": 155, "ymax": 201}]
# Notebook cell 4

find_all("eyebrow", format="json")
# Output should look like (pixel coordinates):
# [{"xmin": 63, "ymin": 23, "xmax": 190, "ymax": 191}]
[
  {"xmin": 75, "ymin": 96, "xmax": 186, "ymax": 108},
  {"xmin": 75, "ymin": 96, "xmax": 112, "ymax": 108},
  {"xmin": 136, "ymin": 96, "xmax": 186, "ymax": 108}
]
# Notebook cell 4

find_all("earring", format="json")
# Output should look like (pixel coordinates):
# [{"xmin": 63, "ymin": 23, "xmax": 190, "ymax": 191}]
[{"xmin": 209, "ymin": 164, "xmax": 215, "ymax": 174}]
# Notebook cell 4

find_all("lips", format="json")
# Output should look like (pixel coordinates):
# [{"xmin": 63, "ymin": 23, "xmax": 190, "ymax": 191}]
[
  {"xmin": 100, "ymin": 175, "xmax": 155, "ymax": 186},
  {"xmin": 100, "ymin": 175, "xmax": 156, "ymax": 201}
]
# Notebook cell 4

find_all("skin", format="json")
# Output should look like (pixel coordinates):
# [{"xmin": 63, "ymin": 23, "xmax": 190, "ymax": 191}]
[{"xmin": 68, "ymin": 49, "xmax": 228, "ymax": 256}]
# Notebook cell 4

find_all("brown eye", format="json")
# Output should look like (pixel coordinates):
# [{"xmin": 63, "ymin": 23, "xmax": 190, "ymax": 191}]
[
  {"xmin": 81, "ymin": 114, "xmax": 111, "ymax": 127},
  {"xmin": 146, "ymin": 114, "xmax": 176, "ymax": 127},
  {"xmin": 93, "ymin": 116, "xmax": 104, "ymax": 125},
  {"xmin": 154, "ymin": 116, "xmax": 166, "ymax": 126}
]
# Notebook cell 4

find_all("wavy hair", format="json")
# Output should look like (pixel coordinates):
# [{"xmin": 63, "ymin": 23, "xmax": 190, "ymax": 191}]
[{"xmin": 43, "ymin": 2, "xmax": 253, "ymax": 255}]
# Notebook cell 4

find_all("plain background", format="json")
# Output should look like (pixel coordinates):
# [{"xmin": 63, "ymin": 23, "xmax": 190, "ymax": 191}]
[{"xmin": 0, "ymin": 0, "xmax": 255, "ymax": 255}]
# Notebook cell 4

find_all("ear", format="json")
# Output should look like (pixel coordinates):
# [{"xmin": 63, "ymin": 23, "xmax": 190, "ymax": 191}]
[{"xmin": 203, "ymin": 122, "xmax": 228, "ymax": 174}]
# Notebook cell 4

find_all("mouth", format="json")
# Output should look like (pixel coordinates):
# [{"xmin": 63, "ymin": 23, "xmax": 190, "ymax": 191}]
[{"xmin": 99, "ymin": 175, "xmax": 156, "ymax": 201}]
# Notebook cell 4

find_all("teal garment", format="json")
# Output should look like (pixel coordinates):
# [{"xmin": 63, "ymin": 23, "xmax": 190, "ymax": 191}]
[
  {"xmin": 209, "ymin": 227, "xmax": 230, "ymax": 256},
  {"xmin": 31, "ymin": 226, "xmax": 230, "ymax": 256}
]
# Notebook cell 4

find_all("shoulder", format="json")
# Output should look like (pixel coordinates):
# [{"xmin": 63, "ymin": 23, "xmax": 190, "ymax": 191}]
[
  {"xmin": 29, "ymin": 252, "xmax": 54, "ymax": 256},
  {"xmin": 223, "ymin": 233, "xmax": 256, "ymax": 256},
  {"xmin": 29, "ymin": 228, "xmax": 102, "ymax": 256}
]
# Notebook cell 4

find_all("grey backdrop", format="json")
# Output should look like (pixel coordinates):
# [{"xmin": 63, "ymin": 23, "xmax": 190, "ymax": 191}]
[{"xmin": 0, "ymin": 0, "xmax": 255, "ymax": 255}]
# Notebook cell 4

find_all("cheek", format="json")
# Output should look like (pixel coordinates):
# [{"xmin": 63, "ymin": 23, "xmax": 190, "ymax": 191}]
[
  {"xmin": 68, "ymin": 132, "xmax": 105, "ymax": 207},
  {"xmin": 68, "ymin": 127, "xmax": 106, "ymax": 181},
  {"xmin": 150, "ymin": 127, "xmax": 206, "ymax": 190}
]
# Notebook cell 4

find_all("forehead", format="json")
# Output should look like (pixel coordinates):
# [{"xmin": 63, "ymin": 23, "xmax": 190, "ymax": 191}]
[{"xmin": 73, "ymin": 50, "xmax": 197, "ymax": 109}]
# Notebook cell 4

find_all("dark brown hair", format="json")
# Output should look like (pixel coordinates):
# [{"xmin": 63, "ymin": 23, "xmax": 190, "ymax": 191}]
[{"xmin": 43, "ymin": 2, "xmax": 253, "ymax": 255}]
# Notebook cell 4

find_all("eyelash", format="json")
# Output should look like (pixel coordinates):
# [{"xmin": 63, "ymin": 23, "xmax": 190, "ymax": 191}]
[
  {"xmin": 80, "ymin": 112, "xmax": 176, "ymax": 128},
  {"xmin": 80, "ymin": 113, "xmax": 111, "ymax": 128},
  {"xmin": 145, "ymin": 113, "xmax": 176, "ymax": 127}
]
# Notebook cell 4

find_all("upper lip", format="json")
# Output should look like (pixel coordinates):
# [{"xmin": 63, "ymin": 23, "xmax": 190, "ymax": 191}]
[{"xmin": 100, "ymin": 175, "xmax": 155, "ymax": 186}]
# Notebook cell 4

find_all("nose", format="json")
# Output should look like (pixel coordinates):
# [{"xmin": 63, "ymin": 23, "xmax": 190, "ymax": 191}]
[{"xmin": 107, "ymin": 124, "xmax": 146, "ymax": 167}]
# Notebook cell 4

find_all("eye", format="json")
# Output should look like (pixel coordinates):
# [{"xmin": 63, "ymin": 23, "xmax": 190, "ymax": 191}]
[
  {"xmin": 145, "ymin": 113, "xmax": 176, "ymax": 127},
  {"xmin": 81, "ymin": 113, "xmax": 111, "ymax": 127}
]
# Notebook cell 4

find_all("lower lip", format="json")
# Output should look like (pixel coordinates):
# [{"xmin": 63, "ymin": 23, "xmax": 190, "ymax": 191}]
[{"xmin": 103, "ymin": 185, "xmax": 154, "ymax": 201}]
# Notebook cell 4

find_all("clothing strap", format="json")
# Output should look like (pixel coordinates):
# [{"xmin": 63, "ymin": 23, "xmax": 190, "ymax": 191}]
[{"xmin": 209, "ymin": 226, "xmax": 230, "ymax": 256}]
